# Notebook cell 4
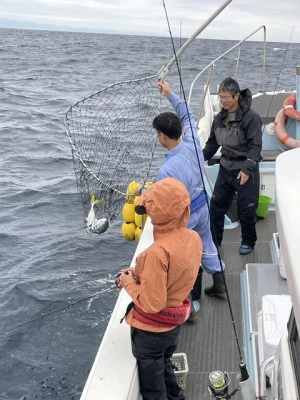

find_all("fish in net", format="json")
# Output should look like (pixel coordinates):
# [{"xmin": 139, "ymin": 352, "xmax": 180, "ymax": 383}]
[{"xmin": 64, "ymin": 75, "xmax": 160, "ymax": 234}]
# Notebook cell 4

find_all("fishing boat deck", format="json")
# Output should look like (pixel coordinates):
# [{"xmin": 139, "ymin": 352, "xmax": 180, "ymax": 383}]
[{"xmin": 176, "ymin": 211, "xmax": 277, "ymax": 399}]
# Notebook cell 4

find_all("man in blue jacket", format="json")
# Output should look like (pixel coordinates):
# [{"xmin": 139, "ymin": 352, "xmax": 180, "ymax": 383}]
[
  {"xmin": 135, "ymin": 80, "xmax": 227, "ymax": 313},
  {"xmin": 203, "ymin": 77, "xmax": 262, "ymax": 255}
]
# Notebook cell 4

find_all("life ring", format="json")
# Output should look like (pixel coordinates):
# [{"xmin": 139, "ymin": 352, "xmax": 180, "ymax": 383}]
[
  {"xmin": 283, "ymin": 94, "xmax": 300, "ymax": 121},
  {"xmin": 274, "ymin": 108, "xmax": 300, "ymax": 148}
]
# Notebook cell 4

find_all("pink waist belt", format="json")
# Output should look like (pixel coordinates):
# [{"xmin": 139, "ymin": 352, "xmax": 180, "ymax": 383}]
[{"xmin": 133, "ymin": 298, "xmax": 191, "ymax": 327}]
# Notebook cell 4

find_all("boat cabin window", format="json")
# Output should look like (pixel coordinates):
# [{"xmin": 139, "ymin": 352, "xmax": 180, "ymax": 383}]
[{"xmin": 288, "ymin": 309, "xmax": 300, "ymax": 395}]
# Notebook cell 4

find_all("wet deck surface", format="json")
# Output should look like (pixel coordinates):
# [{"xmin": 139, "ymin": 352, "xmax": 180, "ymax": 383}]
[{"xmin": 177, "ymin": 211, "xmax": 277, "ymax": 400}]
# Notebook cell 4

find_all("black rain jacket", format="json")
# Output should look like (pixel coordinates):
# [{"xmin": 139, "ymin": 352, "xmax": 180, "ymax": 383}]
[{"xmin": 203, "ymin": 88, "xmax": 262, "ymax": 175}]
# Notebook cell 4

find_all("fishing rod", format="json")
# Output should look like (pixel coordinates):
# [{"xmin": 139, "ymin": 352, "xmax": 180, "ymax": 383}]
[
  {"xmin": 162, "ymin": 1, "xmax": 255, "ymax": 399},
  {"xmin": 161, "ymin": 1, "xmax": 228, "ymax": 264},
  {"xmin": 0, "ymin": 285, "xmax": 115, "ymax": 336},
  {"xmin": 179, "ymin": 20, "xmax": 182, "ymax": 98},
  {"xmin": 160, "ymin": 0, "xmax": 231, "ymax": 207},
  {"xmin": 157, "ymin": 0, "xmax": 232, "ymax": 80},
  {"xmin": 264, "ymin": 26, "xmax": 295, "ymax": 140}
]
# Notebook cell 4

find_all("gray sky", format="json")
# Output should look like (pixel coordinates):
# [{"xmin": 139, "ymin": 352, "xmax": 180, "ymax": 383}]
[{"xmin": 0, "ymin": 0, "xmax": 299, "ymax": 43}]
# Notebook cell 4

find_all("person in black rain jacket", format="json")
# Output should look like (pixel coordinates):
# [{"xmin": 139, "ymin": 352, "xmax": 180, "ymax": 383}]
[{"xmin": 203, "ymin": 77, "xmax": 262, "ymax": 255}]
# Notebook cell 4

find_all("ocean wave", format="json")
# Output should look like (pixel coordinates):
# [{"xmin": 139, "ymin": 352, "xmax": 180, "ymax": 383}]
[{"xmin": 0, "ymin": 231, "xmax": 18, "ymax": 240}]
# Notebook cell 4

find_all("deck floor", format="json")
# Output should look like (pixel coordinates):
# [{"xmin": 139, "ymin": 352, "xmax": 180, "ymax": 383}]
[{"xmin": 177, "ymin": 211, "xmax": 277, "ymax": 399}]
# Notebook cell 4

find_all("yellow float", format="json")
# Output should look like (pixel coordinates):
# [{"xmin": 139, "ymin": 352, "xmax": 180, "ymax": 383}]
[
  {"xmin": 121, "ymin": 221, "xmax": 136, "ymax": 241},
  {"xmin": 135, "ymin": 226, "xmax": 143, "ymax": 242},
  {"xmin": 124, "ymin": 181, "xmax": 141, "ymax": 203},
  {"xmin": 122, "ymin": 202, "xmax": 135, "ymax": 223},
  {"xmin": 121, "ymin": 181, "xmax": 151, "ymax": 242}
]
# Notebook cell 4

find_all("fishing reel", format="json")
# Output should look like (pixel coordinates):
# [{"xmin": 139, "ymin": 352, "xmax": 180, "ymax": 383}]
[
  {"xmin": 208, "ymin": 371, "xmax": 237, "ymax": 399},
  {"xmin": 114, "ymin": 270, "xmax": 129, "ymax": 289}
]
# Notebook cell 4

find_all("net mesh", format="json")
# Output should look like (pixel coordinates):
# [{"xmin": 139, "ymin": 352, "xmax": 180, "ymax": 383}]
[{"xmin": 64, "ymin": 75, "xmax": 160, "ymax": 234}]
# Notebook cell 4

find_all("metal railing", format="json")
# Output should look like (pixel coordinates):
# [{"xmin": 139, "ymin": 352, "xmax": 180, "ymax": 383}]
[{"xmin": 187, "ymin": 25, "xmax": 267, "ymax": 108}]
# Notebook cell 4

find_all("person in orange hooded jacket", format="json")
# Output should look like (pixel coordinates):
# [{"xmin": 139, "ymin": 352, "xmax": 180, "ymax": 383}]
[{"xmin": 118, "ymin": 177, "xmax": 202, "ymax": 400}]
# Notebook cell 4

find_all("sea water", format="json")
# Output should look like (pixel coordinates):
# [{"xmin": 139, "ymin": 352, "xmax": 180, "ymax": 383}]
[{"xmin": 0, "ymin": 27, "xmax": 299, "ymax": 399}]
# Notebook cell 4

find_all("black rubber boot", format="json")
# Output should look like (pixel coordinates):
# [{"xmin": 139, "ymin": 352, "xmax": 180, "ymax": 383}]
[
  {"xmin": 204, "ymin": 271, "xmax": 227, "ymax": 298},
  {"xmin": 190, "ymin": 266, "xmax": 203, "ymax": 301}
]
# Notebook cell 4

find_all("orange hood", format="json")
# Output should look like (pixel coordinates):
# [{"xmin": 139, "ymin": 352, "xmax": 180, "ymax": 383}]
[{"xmin": 138, "ymin": 177, "xmax": 190, "ymax": 237}]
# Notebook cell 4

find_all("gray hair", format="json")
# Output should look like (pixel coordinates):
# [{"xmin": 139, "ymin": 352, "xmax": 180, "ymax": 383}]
[{"xmin": 219, "ymin": 77, "xmax": 240, "ymax": 97}]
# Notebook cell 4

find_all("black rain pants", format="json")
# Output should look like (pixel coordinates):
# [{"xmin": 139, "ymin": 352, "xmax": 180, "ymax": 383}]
[
  {"xmin": 131, "ymin": 325, "xmax": 185, "ymax": 400},
  {"xmin": 210, "ymin": 165, "xmax": 259, "ymax": 248}
]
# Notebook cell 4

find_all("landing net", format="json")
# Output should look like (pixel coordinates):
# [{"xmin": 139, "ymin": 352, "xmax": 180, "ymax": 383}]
[
  {"xmin": 64, "ymin": 75, "xmax": 160, "ymax": 234},
  {"xmin": 63, "ymin": 1, "xmax": 220, "ymax": 235}
]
